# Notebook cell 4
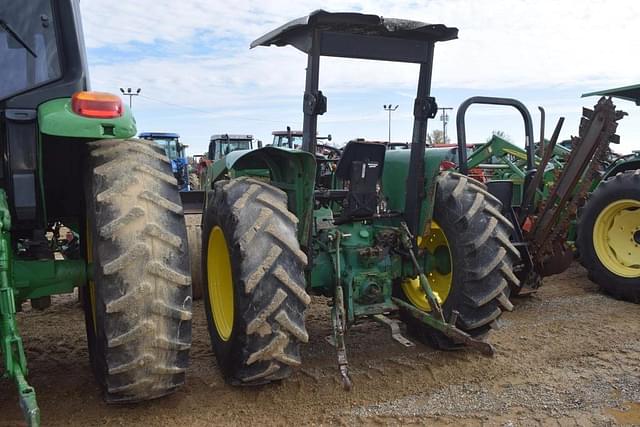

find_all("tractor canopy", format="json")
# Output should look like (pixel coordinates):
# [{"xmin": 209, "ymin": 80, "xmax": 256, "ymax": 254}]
[
  {"xmin": 250, "ymin": 10, "xmax": 458, "ymax": 62},
  {"xmin": 251, "ymin": 10, "xmax": 458, "ymax": 237},
  {"xmin": 583, "ymin": 84, "xmax": 640, "ymax": 105}
]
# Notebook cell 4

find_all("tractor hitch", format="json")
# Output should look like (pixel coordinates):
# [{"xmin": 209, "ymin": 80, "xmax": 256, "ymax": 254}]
[
  {"xmin": 327, "ymin": 232, "xmax": 352, "ymax": 391},
  {"xmin": 15, "ymin": 365, "xmax": 40, "ymax": 427},
  {"xmin": 392, "ymin": 298, "xmax": 495, "ymax": 356}
]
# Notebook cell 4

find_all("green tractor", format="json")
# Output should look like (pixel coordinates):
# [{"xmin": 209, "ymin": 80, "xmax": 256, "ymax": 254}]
[
  {"xmin": 0, "ymin": 1, "xmax": 192, "ymax": 424},
  {"xmin": 200, "ymin": 11, "xmax": 519, "ymax": 388},
  {"xmin": 578, "ymin": 85, "xmax": 640, "ymax": 302},
  {"xmin": 452, "ymin": 95, "xmax": 631, "ymax": 299}
]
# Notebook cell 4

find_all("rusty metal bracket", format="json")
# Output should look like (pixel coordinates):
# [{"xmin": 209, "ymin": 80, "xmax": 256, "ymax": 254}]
[
  {"xmin": 392, "ymin": 297, "xmax": 495, "ymax": 356},
  {"xmin": 373, "ymin": 314, "xmax": 415, "ymax": 347}
]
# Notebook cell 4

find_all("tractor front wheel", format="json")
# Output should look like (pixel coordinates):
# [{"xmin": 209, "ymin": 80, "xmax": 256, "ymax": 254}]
[
  {"xmin": 577, "ymin": 170, "xmax": 640, "ymax": 302},
  {"xmin": 202, "ymin": 177, "xmax": 310, "ymax": 384},
  {"xmin": 83, "ymin": 138, "xmax": 192, "ymax": 402},
  {"xmin": 400, "ymin": 172, "xmax": 520, "ymax": 348}
]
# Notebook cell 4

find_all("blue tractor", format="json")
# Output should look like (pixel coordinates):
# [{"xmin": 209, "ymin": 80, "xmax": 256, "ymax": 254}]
[{"xmin": 139, "ymin": 132, "xmax": 190, "ymax": 191}]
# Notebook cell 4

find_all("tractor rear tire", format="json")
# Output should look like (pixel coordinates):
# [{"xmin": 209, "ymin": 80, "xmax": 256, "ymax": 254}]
[
  {"xmin": 83, "ymin": 138, "xmax": 192, "ymax": 402},
  {"xmin": 577, "ymin": 170, "xmax": 640, "ymax": 302},
  {"xmin": 401, "ymin": 172, "xmax": 520, "ymax": 349},
  {"xmin": 202, "ymin": 177, "xmax": 310, "ymax": 385}
]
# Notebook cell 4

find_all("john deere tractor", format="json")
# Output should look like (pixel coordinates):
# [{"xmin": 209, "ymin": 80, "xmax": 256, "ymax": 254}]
[
  {"xmin": 452, "ymin": 95, "xmax": 630, "ymax": 299},
  {"xmin": 200, "ymin": 11, "xmax": 519, "ymax": 388},
  {"xmin": 578, "ymin": 85, "xmax": 640, "ymax": 302},
  {"xmin": 1, "ymin": 1, "xmax": 192, "ymax": 424}
]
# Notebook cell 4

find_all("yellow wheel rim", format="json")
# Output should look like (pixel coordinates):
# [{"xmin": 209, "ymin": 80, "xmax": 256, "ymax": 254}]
[
  {"xmin": 86, "ymin": 221, "xmax": 97, "ymax": 334},
  {"xmin": 207, "ymin": 226, "xmax": 234, "ymax": 341},
  {"xmin": 593, "ymin": 199, "xmax": 640, "ymax": 278},
  {"xmin": 401, "ymin": 221, "xmax": 453, "ymax": 311}
]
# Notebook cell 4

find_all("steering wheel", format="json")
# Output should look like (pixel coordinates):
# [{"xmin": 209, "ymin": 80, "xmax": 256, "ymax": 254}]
[{"xmin": 316, "ymin": 144, "xmax": 342, "ymax": 160}]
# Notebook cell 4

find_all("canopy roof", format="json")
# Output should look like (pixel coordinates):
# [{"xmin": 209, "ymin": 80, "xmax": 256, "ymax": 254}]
[
  {"xmin": 582, "ymin": 83, "xmax": 640, "ymax": 105},
  {"xmin": 210, "ymin": 134, "xmax": 254, "ymax": 141},
  {"xmin": 251, "ymin": 10, "xmax": 457, "ymax": 63},
  {"xmin": 138, "ymin": 132, "xmax": 180, "ymax": 139}
]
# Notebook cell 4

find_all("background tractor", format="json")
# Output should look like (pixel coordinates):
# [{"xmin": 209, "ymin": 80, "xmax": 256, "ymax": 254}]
[
  {"xmin": 0, "ymin": 1, "xmax": 192, "ymax": 424},
  {"xmin": 138, "ymin": 132, "xmax": 191, "ymax": 191},
  {"xmin": 578, "ymin": 85, "xmax": 640, "ymax": 302},
  {"xmin": 452, "ymin": 95, "xmax": 631, "ymax": 299},
  {"xmin": 199, "ymin": 11, "xmax": 519, "ymax": 388},
  {"xmin": 208, "ymin": 133, "xmax": 259, "ymax": 162},
  {"xmin": 184, "ymin": 133, "xmax": 260, "ymax": 300}
]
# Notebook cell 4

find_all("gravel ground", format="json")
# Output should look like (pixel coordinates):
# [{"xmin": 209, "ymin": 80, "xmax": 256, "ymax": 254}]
[{"xmin": 0, "ymin": 263, "xmax": 638, "ymax": 426}]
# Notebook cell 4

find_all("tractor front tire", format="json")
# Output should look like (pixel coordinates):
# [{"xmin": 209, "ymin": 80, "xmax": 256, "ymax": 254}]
[
  {"xmin": 577, "ymin": 170, "xmax": 640, "ymax": 302},
  {"xmin": 83, "ymin": 138, "xmax": 192, "ymax": 402},
  {"xmin": 202, "ymin": 177, "xmax": 310, "ymax": 385},
  {"xmin": 401, "ymin": 172, "xmax": 520, "ymax": 348}
]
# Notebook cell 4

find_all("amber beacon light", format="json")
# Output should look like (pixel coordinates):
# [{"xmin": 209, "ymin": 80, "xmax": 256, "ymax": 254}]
[{"xmin": 71, "ymin": 91, "xmax": 124, "ymax": 118}]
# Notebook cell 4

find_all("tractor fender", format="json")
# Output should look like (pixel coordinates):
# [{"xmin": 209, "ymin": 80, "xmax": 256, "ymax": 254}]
[
  {"xmin": 206, "ymin": 146, "xmax": 316, "ymax": 245},
  {"xmin": 602, "ymin": 158, "xmax": 640, "ymax": 181},
  {"xmin": 37, "ymin": 98, "xmax": 137, "ymax": 140}
]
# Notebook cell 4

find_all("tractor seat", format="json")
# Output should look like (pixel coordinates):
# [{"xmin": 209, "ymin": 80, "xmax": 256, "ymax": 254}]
[{"xmin": 335, "ymin": 141, "xmax": 386, "ymax": 219}]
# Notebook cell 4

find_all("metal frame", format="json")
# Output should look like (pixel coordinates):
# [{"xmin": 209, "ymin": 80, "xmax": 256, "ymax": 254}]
[
  {"xmin": 251, "ymin": 10, "xmax": 457, "ymax": 236},
  {"xmin": 455, "ymin": 96, "xmax": 535, "ymax": 175}
]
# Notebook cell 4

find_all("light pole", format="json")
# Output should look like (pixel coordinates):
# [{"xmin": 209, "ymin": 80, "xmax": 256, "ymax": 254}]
[
  {"xmin": 383, "ymin": 104, "xmax": 399, "ymax": 143},
  {"xmin": 439, "ymin": 107, "xmax": 453, "ymax": 144},
  {"xmin": 119, "ymin": 87, "xmax": 141, "ymax": 109}
]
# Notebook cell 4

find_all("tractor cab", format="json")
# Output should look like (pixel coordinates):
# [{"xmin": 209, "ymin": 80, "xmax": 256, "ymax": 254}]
[
  {"xmin": 271, "ymin": 127, "xmax": 332, "ymax": 150},
  {"xmin": 1, "ymin": 0, "xmax": 89, "ymax": 235},
  {"xmin": 208, "ymin": 134, "xmax": 255, "ymax": 161},
  {"xmin": 138, "ymin": 132, "xmax": 186, "ymax": 160},
  {"xmin": 139, "ymin": 132, "xmax": 190, "ymax": 190},
  {"xmin": 272, "ymin": 129, "xmax": 303, "ymax": 148}
]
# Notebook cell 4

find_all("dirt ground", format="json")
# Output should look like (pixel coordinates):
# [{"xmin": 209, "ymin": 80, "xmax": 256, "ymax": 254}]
[{"xmin": 1, "ymin": 263, "xmax": 638, "ymax": 426}]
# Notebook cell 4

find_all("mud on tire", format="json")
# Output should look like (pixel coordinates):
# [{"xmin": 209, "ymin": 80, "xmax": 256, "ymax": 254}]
[
  {"xmin": 83, "ymin": 138, "xmax": 192, "ymax": 402},
  {"xmin": 202, "ymin": 177, "xmax": 310, "ymax": 385},
  {"xmin": 401, "ymin": 172, "xmax": 520, "ymax": 348}
]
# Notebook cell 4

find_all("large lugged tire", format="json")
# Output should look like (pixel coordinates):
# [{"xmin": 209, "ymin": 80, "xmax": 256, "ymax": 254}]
[
  {"xmin": 202, "ymin": 177, "xmax": 310, "ymax": 385},
  {"xmin": 577, "ymin": 170, "xmax": 640, "ymax": 302},
  {"xmin": 400, "ymin": 172, "xmax": 520, "ymax": 348},
  {"xmin": 83, "ymin": 138, "xmax": 192, "ymax": 402}
]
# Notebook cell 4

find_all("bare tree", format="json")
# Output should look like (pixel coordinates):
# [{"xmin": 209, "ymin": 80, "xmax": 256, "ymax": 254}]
[{"xmin": 428, "ymin": 129, "xmax": 449, "ymax": 145}]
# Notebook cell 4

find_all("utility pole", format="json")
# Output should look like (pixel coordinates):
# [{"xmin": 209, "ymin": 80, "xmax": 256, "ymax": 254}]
[
  {"xmin": 120, "ymin": 87, "xmax": 141, "ymax": 109},
  {"xmin": 383, "ymin": 104, "xmax": 399, "ymax": 143},
  {"xmin": 439, "ymin": 107, "xmax": 453, "ymax": 144}
]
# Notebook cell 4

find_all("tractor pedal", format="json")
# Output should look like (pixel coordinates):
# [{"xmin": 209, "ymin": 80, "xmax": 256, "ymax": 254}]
[
  {"xmin": 325, "ymin": 335, "xmax": 336, "ymax": 347},
  {"xmin": 373, "ymin": 314, "xmax": 415, "ymax": 347}
]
